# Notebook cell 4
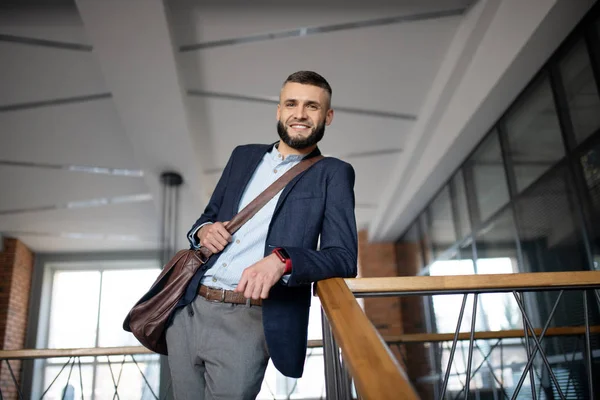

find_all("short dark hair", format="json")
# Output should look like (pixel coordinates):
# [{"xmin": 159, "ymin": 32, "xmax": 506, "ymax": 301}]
[{"xmin": 283, "ymin": 71, "xmax": 332, "ymax": 98}]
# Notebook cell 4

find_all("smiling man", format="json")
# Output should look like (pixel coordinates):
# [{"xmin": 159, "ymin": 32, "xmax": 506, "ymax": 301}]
[{"xmin": 165, "ymin": 71, "xmax": 358, "ymax": 400}]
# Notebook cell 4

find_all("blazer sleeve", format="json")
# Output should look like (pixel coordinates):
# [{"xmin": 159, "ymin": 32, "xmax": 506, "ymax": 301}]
[
  {"xmin": 186, "ymin": 146, "xmax": 237, "ymax": 248},
  {"xmin": 284, "ymin": 161, "xmax": 358, "ymax": 285}
]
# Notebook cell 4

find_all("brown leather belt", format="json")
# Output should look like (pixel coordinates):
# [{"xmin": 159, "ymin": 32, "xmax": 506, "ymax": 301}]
[{"xmin": 197, "ymin": 284, "xmax": 262, "ymax": 307}]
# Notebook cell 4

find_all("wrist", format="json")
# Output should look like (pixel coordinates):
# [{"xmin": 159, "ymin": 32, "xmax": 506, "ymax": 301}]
[{"xmin": 272, "ymin": 248, "xmax": 292, "ymax": 274}]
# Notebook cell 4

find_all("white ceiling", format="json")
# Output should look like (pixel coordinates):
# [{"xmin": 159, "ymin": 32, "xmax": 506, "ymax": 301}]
[{"xmin": 0, "ymin": 0, "xmax": 476, "ymax": 253}]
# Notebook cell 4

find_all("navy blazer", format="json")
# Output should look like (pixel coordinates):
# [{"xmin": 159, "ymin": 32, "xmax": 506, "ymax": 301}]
[{"xmin": 186, "ymin": 143, "xmax": 358, "ymax": 377}]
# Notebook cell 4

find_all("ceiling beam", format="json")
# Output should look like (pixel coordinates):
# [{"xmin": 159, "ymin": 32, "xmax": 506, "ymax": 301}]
[
  {"xmin": 180, "ymin": 8, "xmax": 469, "ymax": 51},
  {"xmin": 187, "ymin": 90, "xmax": 417, "ymax": 120},
  {"xmin": 0, "ymin": 33, "xmax": 92, "ymax": 51}
]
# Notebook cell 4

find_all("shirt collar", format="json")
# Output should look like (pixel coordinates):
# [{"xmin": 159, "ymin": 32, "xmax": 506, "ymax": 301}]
[{"xmin": 271, "ymin": 144, "xmax": 305, "ymax": 163}]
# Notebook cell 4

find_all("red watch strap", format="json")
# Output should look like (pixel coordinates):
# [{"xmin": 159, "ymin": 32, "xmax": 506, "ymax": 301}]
[
  {"xmin": 273, "ymin": 248, "xmax": 292, "ymax": 274},
  {"xmin": 283, "ymin": 259, "xmax": 292, "ymax": 274}
]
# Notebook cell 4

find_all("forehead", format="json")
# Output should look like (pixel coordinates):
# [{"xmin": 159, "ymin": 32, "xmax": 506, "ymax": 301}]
[{"xmin": 280, "ymin": 82, "xmax": 329, "ymax": 104}]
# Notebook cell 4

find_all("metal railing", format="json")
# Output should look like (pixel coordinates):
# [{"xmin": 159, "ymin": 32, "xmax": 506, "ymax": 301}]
[
  {"xmin": 316, "ymin": 271, "xmax": 600, "ymax": 400},
  {"xmin": 3, "ymin": 271, "xmax": 598, "ymax": 400},
  {"xmin": 316, "ymin": 278, "xmax": 419, "ymax": 400},
  {"xmin": 0, "ymin": 341, "xmax": 328, "ymax": 400}
]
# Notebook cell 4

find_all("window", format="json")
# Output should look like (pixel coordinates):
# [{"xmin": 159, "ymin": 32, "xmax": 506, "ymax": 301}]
[
  {"xmin": 503, "ymin": 75, "xmax": 566, "ymax": 193},
  {"xmin": 464, "ymin": 130, "xmax": 510, "ymax": 224},
  {"xmin": 33, "ymin": 261, "xmax": 161, "ymax": 400},
  {"xmin": 474, "ymin": 210, "xmax": 523, "ymax": 331},
  {"xmin": 558, "ymin": 38, "xmax": 600, "ymax": 144},
  {"xmin": 580, "ymin": 141, "xmax": 600, "ymax": 270},
  {"xmin": 427, "ymin": 185, "xmax": 457, "ymax": 258},
  {"xmin": 514, "ymin": 165, "xmax": 590, "ymax": 330},
  {"xmin": 450, "ymin": 169, "xmax": 471, "ymax": 239}
]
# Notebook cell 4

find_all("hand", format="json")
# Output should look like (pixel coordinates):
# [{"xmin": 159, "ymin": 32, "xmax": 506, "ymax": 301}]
[
  {"xmin": 198, "ymin": 221, "xmax": 231, "ymax": 254},
  {"xmin": 234, "ymin": 254, "xmax": 286, "ymax": 299}
]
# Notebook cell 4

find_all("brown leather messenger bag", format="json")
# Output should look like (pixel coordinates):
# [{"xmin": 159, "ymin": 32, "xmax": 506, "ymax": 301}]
[{"xmin": 123, "ymin": 155, "xmax": 323, "ymax": 355}]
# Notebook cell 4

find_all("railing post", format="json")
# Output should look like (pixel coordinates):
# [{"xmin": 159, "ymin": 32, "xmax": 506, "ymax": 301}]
[
  {"xmin": 322, "ymin": 308, "xmax": 353, "ymax": 399},
  {"xmin": 322, "ymin": 308, "xmax": 341, "ymax": 399},
  {"xmin": 340, "ymin": 357, "xmax": 353, "ymax": 399}
]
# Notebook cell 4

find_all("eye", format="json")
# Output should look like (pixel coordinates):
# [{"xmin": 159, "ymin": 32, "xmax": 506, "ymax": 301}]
[
  {"xmin": 285, "ymin": 102, "xmax": 295, "ymax": 107},
  {"xmin": 307, "ymin": 104, "xmax": 318, "ymax": 110}
]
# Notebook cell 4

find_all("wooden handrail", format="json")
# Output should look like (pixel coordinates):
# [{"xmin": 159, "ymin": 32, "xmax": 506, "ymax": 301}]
[
  {"xmin": 4, "ymin": 325, "xmax": 597, "ymax": 361},
  {"xmin": 316, "ymin": 278, "xmax": 419, "ymax": 400},
  {"xmin": 0, "ymin": 340, "xmax": 323, "ymax": 360},
  {"xmin": 0, "ymin": 346, "xmax": 153, "ymax": 360},
  {"xmin": 345, "ymin": 271, "xmax": 600, "ymax": 295}
]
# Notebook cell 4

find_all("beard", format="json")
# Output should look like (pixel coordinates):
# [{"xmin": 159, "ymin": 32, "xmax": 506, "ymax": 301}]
[{"xmin": 277, "ymin": 120, "xmax": 325, "ymax": 150}]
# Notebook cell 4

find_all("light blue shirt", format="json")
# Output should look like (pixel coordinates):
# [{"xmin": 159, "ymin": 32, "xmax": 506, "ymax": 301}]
[{"xmin": 188, "ymin": 145, "xmax": 303, "ymax": 290}]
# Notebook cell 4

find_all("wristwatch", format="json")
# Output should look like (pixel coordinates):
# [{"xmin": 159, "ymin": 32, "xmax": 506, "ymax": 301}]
[{"xmin": 273, "ymin": 247, "xmax": 292, "ymax": 274}]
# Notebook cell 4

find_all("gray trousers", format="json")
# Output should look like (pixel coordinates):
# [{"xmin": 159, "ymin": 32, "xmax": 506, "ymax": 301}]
[{"xmin": 166, "ymin": 295, "xmax": 270, "ymax": 400}]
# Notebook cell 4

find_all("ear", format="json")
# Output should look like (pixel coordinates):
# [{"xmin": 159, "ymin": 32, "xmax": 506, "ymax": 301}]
[
  {"xmin": 325, "ymin": 108, "xmax": 334, "ymax": 126},
  {"xmin": 276, "ymin": 104, "xmax": 281, "ymax": 120}
]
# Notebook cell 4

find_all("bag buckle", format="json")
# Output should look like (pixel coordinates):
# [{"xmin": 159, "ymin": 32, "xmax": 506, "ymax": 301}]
[{"xmin": 195, "ymin": 248, "xmax": 210, "ymax": 264}]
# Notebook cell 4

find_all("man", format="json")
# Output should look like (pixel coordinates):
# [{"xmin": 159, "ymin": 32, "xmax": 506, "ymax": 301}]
[{"xmin": 166, "ymin": 71, "xmax": 358, "ymax": 399}]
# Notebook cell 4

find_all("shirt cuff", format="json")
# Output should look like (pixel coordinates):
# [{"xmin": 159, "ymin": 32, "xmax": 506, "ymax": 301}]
[{"xmin": 188, "ymin": 222, "xmax": 213, "ymax": 249}]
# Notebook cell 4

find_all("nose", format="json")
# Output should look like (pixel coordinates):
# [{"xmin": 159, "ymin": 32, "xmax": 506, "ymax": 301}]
[{"xmin": 293, "ymin": 105, "xmax": 308, "ymax": 120}]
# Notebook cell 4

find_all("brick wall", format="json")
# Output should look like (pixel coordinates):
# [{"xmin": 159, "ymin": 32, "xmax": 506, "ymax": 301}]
[
  {"xmin": 357, "ymin": 230, "xmax": 404, "ymax": 361},
  {"xmin": 0, "ymin": 237, "xmax": 34, "ymax": 400},
  {"xmin": 396, "ymin": 241, "xmax": 436, "ymax": 399},
  {"xmin": 358, "ymin": 230, "xmax": 434, "ymax": 399}
]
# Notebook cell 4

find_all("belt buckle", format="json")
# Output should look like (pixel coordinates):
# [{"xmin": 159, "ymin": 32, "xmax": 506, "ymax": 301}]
[
  {"xmin": 209, "ymin": 287, "xmax": 225, "ymax": 303},
  {"xmin": 204, "ymin": 286, "xmax": 226, "ymax": 303}
]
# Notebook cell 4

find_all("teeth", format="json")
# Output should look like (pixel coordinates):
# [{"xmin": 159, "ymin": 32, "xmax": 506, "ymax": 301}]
[{"xmin": 291, "ymin": 125, "xmax": 309, "ymax": 129}]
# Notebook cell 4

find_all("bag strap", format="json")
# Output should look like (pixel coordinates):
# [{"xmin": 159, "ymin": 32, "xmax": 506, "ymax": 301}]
[
  {"xmin": 226, "ymin": 155, "xmax": 324, "ymax": 235},
  {"xmin": 195, "ymin": 154, "xmax": 323, "ymax": 260}
]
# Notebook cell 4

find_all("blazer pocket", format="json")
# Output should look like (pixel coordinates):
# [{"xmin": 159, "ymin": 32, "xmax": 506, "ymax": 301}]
[{"xmin": 286, "ymin": 191, "xmax": 323, "ymax": 201}]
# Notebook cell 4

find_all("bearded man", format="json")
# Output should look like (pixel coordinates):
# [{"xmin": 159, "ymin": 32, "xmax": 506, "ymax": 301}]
[{"xmin": 166, "ymin": 71, "xmax": 358, "ymax": 400}]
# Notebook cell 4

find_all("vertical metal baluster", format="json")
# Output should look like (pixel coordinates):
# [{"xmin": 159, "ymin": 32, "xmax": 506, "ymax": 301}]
[
  {"xmin": 522, "ymin": 292, "xmax": 537, "ymax": 400},
  {"xmin": 340, "ymin": 356, "xmax": 352, "ymax": 399},
  {"xmin": 583, "ymin": 290, "xmax": 594, "ymax": 400},
  {"xmin": 5, "ymin": 359, "xmax": 25, "ymax": 400},
  {"xmin": 440, "ymin": 294, "xmax": 469, "ymax": 400},
  {"xmin": 106, "ymin": 356, "xmax": 120, "ymax": 400},
  {"xmin": 77, "ymin": 357, "xmax": 84, "ymax": 400},
  {"xmin": 112, "ymin": 356, "xmax": 126, "ymax": 400},
  {"xmin": 336, "ymin": 346, "xmax": 345, "ymax": 399},
  {"xmin": 131, "ymin": 355, "xmax": 159, "ymax": 400},
  {"xmin": 510, "ymin": 293, "xmax": 536, "ymax": 400},
  {"xmin": 464, "ymin": 294, "xmax": 479, "ymax": 399},
  {"xmin": 474, "ymin": 341, "xmax": 508, "ymax": 399},
  {"xmin": 510, "ymin": 290, "xmax": 564, "ymax": 400},
  {"xmin": 500, "ymin": 339, "xmax": 505, "ymax": 399},
  {"xmin": 512, "ymin": 292, "xmax": 566, "ymax": 400},
  {"xmin": 565, "ymin": 336, "xmax": 579, "ymax": 397},
  {"xmin": 322, "ymin": 309, "xmax": 340, "ymax": 400},
  {"xmin": 40, "ymin": 357, "xmax": 73, "ymax": 399},
  {"xmin": 61, "ymin": 358, "xmax": 76, "ymax": 400},
  {"xmin": 526, "ymin": 326, "xmax": 538, "ymax": 400}
]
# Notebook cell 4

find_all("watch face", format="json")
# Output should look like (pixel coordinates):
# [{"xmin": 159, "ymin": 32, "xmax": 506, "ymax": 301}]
[{"xmin": 277, "ymin": 248, "xmax": 290, "ymax": 260}]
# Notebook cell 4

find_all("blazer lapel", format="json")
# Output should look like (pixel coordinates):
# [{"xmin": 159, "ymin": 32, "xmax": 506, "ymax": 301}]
[
  {"xmin": 231, "ymin": 144, "xmax": 272, "ymax": 215},
  {"xmin": 272, "ymin": 147, "xmax": 323, "ymax": 218}
]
